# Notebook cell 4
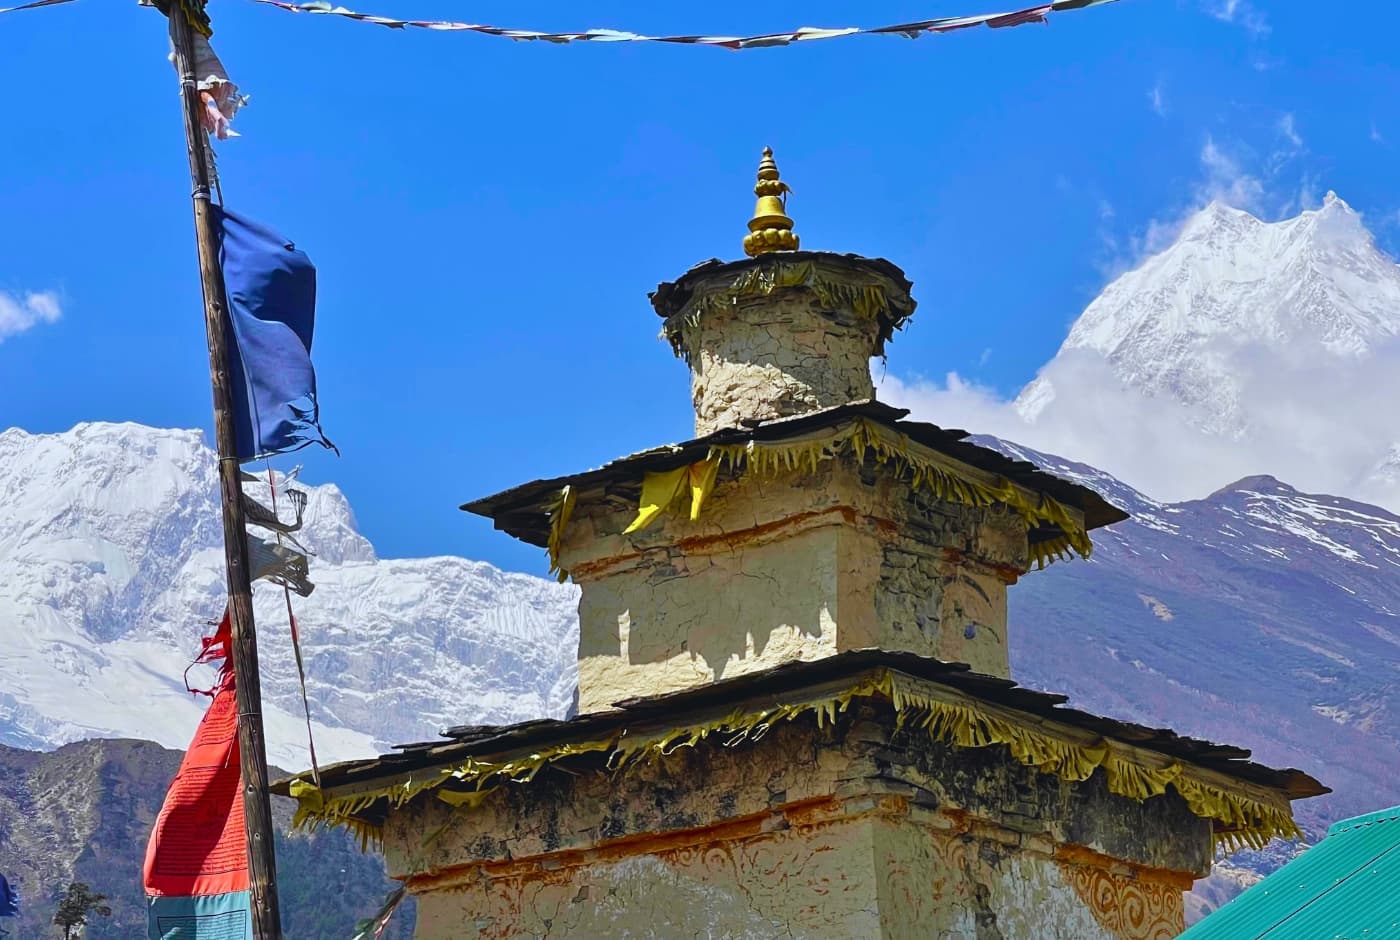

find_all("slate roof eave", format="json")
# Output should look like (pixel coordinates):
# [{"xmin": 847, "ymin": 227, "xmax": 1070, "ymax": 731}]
[
  {"xmin": 460, "ymin": 400, "xmax": 1129, "ymax": 548},
  {"xmin": 271, "ymin": 648, "xmax": 1327, "ymax": 807},
  {"xmin": 646, "ymin": 251, "xmax": 917, "ymax": 323}
]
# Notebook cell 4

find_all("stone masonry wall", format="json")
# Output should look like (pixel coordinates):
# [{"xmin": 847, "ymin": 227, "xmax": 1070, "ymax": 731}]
[
  {"xmin": 562, "ymin": 454, "xmax": 1029, "ymax": 711},
  {"xmin": 383, "ymin": 704, "xmax": 1207, "ymax": 939}
]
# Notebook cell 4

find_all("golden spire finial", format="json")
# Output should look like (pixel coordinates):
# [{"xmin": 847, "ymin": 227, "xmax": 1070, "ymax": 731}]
[{"xmin": 743, "ymin": 146, "xmax": 799, "ymax": 257}]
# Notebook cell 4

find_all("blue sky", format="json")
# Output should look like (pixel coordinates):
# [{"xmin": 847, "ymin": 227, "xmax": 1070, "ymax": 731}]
[{"xmin": 2, "ymin": 0, "xmax": 1397, "ymax": 575}]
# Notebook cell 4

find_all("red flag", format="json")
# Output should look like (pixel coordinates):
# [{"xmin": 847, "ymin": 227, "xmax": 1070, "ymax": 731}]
[{"xmin": 142, "ymin": 611, "xmax": 253, "ymax": 939}]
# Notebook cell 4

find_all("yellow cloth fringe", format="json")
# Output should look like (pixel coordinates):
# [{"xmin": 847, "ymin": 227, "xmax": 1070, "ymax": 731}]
[
  {"xmin": 290, "ymin": 670, "xmax": 1298, "ymax": 854},
  {"xmin": 545, "ymin": 485, "xmax": 576, "ymax": 583},
  {"xmin": 552, "ymin": 418, "xmax": 1091, "ymax": 575},
  {"xmin": 707, "ymin": 418, "xmax": 1092, "ymax": 565},
  {"xmin": 662, "ymin": 259, "xmax": 901, "ymax": 358}
]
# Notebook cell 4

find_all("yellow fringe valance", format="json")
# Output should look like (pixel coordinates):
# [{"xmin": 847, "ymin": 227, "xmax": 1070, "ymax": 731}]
[
  {"xmin": 608, "ymin": 418, "xmax": 1092, "ymax": 571},
  {"xmin": 545, "ymin": 485, "xmax": 576, "ymax": 583},
  {"xmin": 289, "ymin": 669, "xmax": 1299, "ymax": 855},
  {"xmin": 661, "ymin": 259, "xmax": 903, "ymax": 359}
]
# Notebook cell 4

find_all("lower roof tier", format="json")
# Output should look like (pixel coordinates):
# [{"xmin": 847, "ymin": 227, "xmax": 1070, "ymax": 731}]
[{"xmin": 276, "ymin": 648, "xmax": 1327, "ymax": 854}]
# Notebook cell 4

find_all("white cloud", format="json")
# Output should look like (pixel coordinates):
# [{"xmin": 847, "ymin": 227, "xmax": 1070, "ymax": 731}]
[
  {"xmin": 1372, "ymin": 122, "xmax": 1385, "ymax": 144},
  {"xmin": 1206, "ymin": 0, "xmax": 1270, "ymax": 36},
  {"xmin": 1148, "ymin": 82, "xmax": 1167, "ymax": 118},
  {"xmin": 1200, "ymin": 136, "xmax": 1265, "ymax": 211},
  {"xmin": 1280, "ymin": 173, "xmax": 1323, "ymax": 218},
  {"xmin": 0, "ymin": 290, "xmax": 62, "ymax": 343},
  {"xmin": 878, "ymin": 332, "xmax": 1400, "ymax": 512},
  {"xmin": 977, "ymin": 347, "xmax": 993, "ymax": 367},
  {"xmin": 1277, "ymin": 113, "xmax": 1303, "ymax": 149}
]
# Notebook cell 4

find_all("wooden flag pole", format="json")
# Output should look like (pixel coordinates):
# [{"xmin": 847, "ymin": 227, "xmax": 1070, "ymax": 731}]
[{"xmin": 167, "ymin": 9, "xmax": 284, "ymax": 939}]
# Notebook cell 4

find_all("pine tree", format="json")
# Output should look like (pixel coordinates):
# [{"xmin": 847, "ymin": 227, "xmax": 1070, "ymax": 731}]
[{"xmin": 51, "ymin": 883, "xmax": 111, "ymax": 940}]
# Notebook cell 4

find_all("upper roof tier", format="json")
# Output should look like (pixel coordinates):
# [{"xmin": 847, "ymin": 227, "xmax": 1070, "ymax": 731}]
[
  {"xmin": 650, "ymin": 250, "xmax": 918, "ymax": 359},
  {"xmin": 652, "ymin": 250, "xmax": 919, "ymax": 435},
  {"xmin": 464, "ymin": 399, "xmax": 1127, "ymax": 556}
]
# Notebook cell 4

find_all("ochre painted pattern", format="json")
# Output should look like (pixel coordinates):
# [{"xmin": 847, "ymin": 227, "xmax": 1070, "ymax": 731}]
[{"xmin": 1058, "ymin": 860, "xmax": 1187, "ymax": 940}]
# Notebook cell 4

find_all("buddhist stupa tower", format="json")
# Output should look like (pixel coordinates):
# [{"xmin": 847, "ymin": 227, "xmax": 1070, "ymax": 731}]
[
  {"xmin": 545, "ymin": 147, "xmax": 1103, "ymax": 708},
  {"xmin": 281, "ymin": 151, "xmax": 1326, "ymax": 940}
]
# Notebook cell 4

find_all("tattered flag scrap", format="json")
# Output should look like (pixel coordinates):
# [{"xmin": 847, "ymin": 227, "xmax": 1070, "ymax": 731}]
[
  {"xmin": 184, "ymin": 34, "xmax": 248, "ymax": 140},
  {"xmin": 143, "ymin": 612, "xmax": 253, "ymax": 940},
  {"xmin": 248, "ymin": 536, "xmax": 315, "ymax": 597},
  {"xmin": 211, "ymin": 206, "xmax": 336, "ymax": 463},
  {"xmin": 243, "ymin": 487, "xmax": 307, "ymax": 535}
]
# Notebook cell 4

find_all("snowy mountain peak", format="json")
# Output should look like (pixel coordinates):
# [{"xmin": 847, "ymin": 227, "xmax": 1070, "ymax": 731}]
[
  {"xmin": 0, "ymin": 422, "xmax": 579, "ymax": 767},
  {"xmin": 1181, "ymin": 199, "xmax": 1254, "ymax": 237},
  {"xmin": 1015, "ymin": 194, "xmax": 1400, "ymax": 437}
]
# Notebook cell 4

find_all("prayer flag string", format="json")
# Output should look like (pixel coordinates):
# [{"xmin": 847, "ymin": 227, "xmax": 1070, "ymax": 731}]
[
  {"xmin": 4, "ymin": 0, "xmax": 1122, "ymax": 46},
  {"xmin": 245, "ymin": 0, "xmax": 1119, "ymax": 47},
  {"xmin": 0, "ymin": 0, "xmax": 75, "ymax": 15}
]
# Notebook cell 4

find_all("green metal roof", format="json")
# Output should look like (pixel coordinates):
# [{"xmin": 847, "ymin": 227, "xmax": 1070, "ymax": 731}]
[{"xmin": 1181, "ymin": 805, "xmax": 1400, "ymax": 939}]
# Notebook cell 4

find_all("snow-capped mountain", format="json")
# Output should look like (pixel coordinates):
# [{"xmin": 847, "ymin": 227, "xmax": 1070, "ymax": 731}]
[
  {"xmin": 1017, "ymin": 193, "xmax": 1400, "ymax": 437},
  {"xmin": 0, "ymin": 422, "xmax": 579, "ymax": 768}
]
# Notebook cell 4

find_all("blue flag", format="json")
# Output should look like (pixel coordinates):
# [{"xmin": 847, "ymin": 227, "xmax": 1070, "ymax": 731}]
[
  {"xmin": 0, "ymin": 873, "xmax": 18, "ymax": 918},
  {"xmin": 212, "ymin": 205, "xmax": 336, "ymax": 461}
]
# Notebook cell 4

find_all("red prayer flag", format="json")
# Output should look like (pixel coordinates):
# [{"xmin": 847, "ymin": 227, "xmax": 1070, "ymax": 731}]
[{"xmin": 143, "ymin": 611, "xmax": 254, "ymax": 939}]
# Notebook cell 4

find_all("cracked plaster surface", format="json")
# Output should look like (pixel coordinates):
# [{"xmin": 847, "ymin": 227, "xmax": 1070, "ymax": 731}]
[{"xmin": 678, "ymin": 290, "xmax": 885, "ymax": 437}]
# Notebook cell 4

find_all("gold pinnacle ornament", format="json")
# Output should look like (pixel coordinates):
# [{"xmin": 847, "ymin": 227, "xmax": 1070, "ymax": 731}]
[{"xmin": 743, "ymin": 147, "xmax": 799, "ymax": 257}]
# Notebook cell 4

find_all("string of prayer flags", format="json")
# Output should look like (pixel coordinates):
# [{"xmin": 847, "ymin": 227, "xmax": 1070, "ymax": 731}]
[
  {"xmin": 211, "ymin": 206, "xmax": 336, "ymax": 462},
  {"xmin": 0, "ymin": 0, "xmax": 76, "ymax": 15},
  {"xmin": 143, "ymin": 611, "xmax": 254, "ymax": 940},
  {"xmin": 247, "ymin": 0, "xmax": 1120, "ymax": 47},
  {"xmin": 6, "ymin": 0, "xmax": 1123, "ymax": 37}
]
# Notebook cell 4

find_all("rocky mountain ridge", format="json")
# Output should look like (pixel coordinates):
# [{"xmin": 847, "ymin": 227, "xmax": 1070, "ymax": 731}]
[
  {"xmin": 999, "ymin": 439, "xmax": 1400, "ymax": 840},
  {"xmin": 0, "ymin": 737, "xmax": 413, "ymax": 939}
]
